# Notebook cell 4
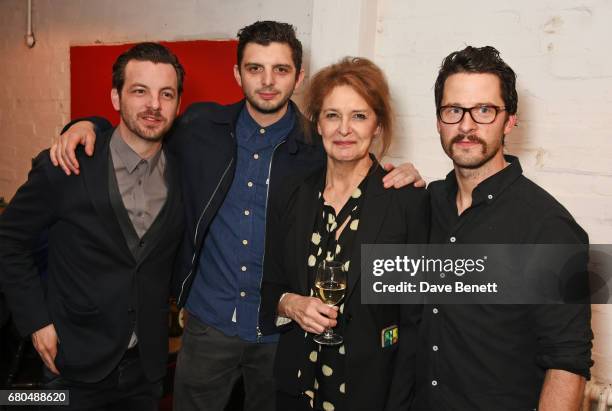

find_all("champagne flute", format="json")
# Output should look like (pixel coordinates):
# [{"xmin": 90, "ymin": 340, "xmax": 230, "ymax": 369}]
[{"xmin": 313, "ymin": 260, "xmax": 346, "ymax": 345}]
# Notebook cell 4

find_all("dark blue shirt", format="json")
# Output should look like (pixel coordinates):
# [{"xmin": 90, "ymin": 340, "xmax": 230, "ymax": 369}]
[{"xmin": 186, "ymin": 105, "xmax": 295, "ymax": 342}]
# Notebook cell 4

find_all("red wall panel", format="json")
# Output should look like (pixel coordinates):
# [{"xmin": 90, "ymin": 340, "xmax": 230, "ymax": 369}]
[{"xmin": 70, "ymin": 40, "xmax": 243, "ymax": 124}]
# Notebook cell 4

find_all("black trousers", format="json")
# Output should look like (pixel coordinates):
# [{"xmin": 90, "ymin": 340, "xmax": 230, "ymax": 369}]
[
  {"xmin": 40, "ymin": 346, "xmax": 163, "ymax": 411},
  {"xmin": 173, "ymin": 315, "xmax": 277, "ymax": 411}
]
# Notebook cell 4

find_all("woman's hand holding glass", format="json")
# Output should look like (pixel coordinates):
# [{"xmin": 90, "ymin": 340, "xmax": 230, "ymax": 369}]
[{"xmin": 277, "ymin": 293, "xmax": 338, "ymax": 335}]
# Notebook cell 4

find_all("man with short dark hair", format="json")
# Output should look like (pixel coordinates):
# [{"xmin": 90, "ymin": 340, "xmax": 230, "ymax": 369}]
[
  {"xmin": 172, "ymin": 21, "xmax": 311, "ymax": 411},
  {"xmin": 412, "ymin": 46, "xmax": 593, "ymax": 411},
  {"xmin": 51, "ymin": 21, "xmax": 423, "ymax": 411},
  {"xmin": 0, "ymin": 42, "xmax": 185, "ymax": 410}
]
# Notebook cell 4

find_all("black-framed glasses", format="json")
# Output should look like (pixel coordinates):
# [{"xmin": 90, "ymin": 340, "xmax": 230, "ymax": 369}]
[{"xmin": 438, "ymin": 105, "xmax": 506, "ymax": 124}]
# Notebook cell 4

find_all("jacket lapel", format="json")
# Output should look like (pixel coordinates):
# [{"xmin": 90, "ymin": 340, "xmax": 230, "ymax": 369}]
[
  {"xmin": 345, "ymin": 167, "xmax": 391, "ymax": 303},
  {"xmin": 295, "ymin": 169, "xmax": 325, "ymax": 294},
  {"xmin": 81, "ymin": 129, "xmax": 133, "ymax": 261}
]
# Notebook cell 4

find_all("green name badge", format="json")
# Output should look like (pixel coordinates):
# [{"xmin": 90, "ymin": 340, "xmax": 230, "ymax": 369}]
[{"xmin": 381, "ymin": 325, "xmax": 398, "ymax": 348}]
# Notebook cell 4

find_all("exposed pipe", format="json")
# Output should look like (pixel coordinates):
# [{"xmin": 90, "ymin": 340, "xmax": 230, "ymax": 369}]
[{"xmin": 25, "ymin": 0, "xmax": 35, "ymax": 48}]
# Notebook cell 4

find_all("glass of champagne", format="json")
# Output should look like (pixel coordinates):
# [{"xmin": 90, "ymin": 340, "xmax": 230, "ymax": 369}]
[{"xmin": 313, "ymin": 260, "xmax": 347, "ymax": 345}]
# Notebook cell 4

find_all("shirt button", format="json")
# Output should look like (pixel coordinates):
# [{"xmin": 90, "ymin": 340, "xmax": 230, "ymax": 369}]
[
  {"xmin": 432, "ymin": 307, "xmax": 439, "ymax": 314},
  {"xmin": 241, "ymin": 266, "xmax": 247, "ymax": 272},
  {"xmin": 244, "ymin": 210, "xmax": 250, "ymax": 216},
  {"xmin": 242, "ymin": 239, "xmax": 248, "ymax": 246},
  {"xmin": 240, "ymin": 291, "xmax": 246, "ymax": 297},
  {"xmin": 450, "ymin": 236, "xmax": 456, "ymax": 243},
  {"xmin": 259, "ymin": 128, "xmax": 265, "ymax": 134},
  {"xmin": 247, "ymin": 181, "xmax": 253, "ymax": 188},
  {"xmin": 487, "ymin": 194, "xmax": 493, "ymax": 200},
  {"xmin": 432, "ymin": 345, "xmax": 439, "ymax": 352},
  {"xmin": 432, "ymin": 380, "xmax": 438, "ymax": 387},
  {"xmin": 138, "ymin": 180, "xmax": 142, "ymax": 186},
  {"xmin": 253, "ymin": 153, "xmax": 259, "ymax": 160}
]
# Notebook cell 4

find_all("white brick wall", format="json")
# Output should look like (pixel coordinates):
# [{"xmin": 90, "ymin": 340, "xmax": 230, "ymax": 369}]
[{"xmin": 376, "ymin": 0, "xmax": 612, "ymax": 242}]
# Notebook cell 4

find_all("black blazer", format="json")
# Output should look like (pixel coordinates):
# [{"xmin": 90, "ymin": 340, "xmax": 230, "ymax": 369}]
[
  {"xmin": 0, "ymin": 129, "xmax": 184, "ymax": 383},
  {"xmin": 78, "ymin": 100, "xmax": 326, "ymax": 308},
  {"xmin": 260, "ymin": 165, "xmax": 430, "ymax": 411}
]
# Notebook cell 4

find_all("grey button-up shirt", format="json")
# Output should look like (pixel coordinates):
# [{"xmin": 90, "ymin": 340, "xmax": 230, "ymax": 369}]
[
  {"xmin": 109, "ymin": 129, "xmax": 167, "ymax": 347},
  {"xmin": 110, "ymin": 129, "xmax": 167, "ymax": 238}
]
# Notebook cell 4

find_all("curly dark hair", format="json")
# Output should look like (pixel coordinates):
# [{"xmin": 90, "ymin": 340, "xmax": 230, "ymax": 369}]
[
  {"xmin": 237, "ymin": 21, "xmax": 303, "ymax": 75},
  {"xmin": 434, "ymin": 46, "xmax": 517, "ymax": 114}
]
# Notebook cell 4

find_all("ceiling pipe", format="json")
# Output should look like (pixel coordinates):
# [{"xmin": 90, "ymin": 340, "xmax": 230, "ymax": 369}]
[{"xmin": 25, "ymin": 0, "xmax": 35, "ymax": 48}]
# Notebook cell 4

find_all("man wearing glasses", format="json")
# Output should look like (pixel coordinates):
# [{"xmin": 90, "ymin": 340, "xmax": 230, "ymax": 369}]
[{"xmin": 412, "ymin": 46, "xmax": 593, "ymax": 410}]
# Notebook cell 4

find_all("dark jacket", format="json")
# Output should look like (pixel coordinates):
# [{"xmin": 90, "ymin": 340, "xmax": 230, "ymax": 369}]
[
  {"xmin": 85, "ymin": 100, "xmax": 326, "ymax": 310},
  {"xmin": 260, "ymin": 165, "xmax": 430, "ymax": 411},
  {"xmin": 0, "ymin": 129, "xmax": 184, "ymax": 382}
]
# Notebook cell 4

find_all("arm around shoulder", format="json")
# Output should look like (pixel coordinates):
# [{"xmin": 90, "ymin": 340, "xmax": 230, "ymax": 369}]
[
  {"xmin": 53, "ymin": 116, "xmax": 112, "ymax": 174},
  {"xmin": 60, "ymin": 116, "xmax": 112, "ymax": 135}
]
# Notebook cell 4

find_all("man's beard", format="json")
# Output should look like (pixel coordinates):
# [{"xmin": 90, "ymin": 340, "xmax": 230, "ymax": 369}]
[
  {"xmin": 244, "ymin": 88, "xmax": 292, "ymax": 115},
  {"xmin": 120, "ymin": 108, "xmax": 168, "ymax": 142},
  {"xmin": 444, "ymin": 134, "xmax": 500, "ymax": 170}
]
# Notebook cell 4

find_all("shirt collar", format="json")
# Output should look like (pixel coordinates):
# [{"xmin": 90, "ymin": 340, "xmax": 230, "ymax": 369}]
[
  {"xmin": 443, "ymin": 154, "xmax": 523, "ymax": 206},
  {"xmin": 237, "ymin": 103, "xmax": 295, "ymax": 146},
  {"xmin": 110, "ymin": 128, "xmax": 163, "ymax": 174}
]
